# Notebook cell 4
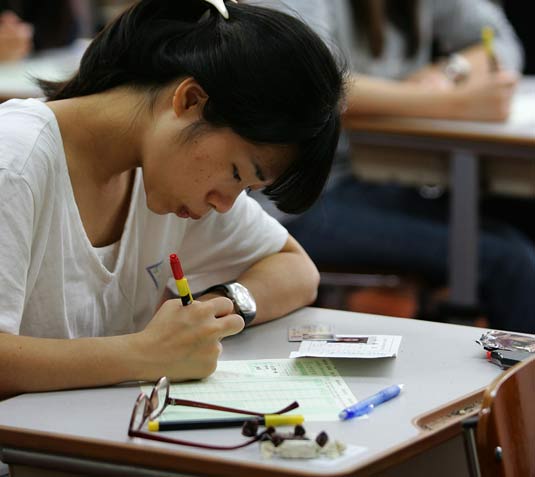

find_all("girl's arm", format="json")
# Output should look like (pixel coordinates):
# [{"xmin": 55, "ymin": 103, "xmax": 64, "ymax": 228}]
[
  {"xmin": 234, "ymin": 235, "xmax": 319, "ymax": 325},
  {"xmin": 0, "ymin": 297, "xmax": 244, "ymax": 399}
]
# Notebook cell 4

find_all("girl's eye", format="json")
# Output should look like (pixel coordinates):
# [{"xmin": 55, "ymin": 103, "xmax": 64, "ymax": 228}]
[{"xmin": 232, "ymin": 164, "xmax": 242, "ymax": 182}]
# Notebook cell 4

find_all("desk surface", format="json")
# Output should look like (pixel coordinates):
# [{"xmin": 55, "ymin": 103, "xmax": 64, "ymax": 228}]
[
  {"xmin": 345, "ymin": 78, "xmax": 535, "ymax": 148},
  {"xmin": 0, "ymin": 308, "xmax": 502, "ymax": 477}
]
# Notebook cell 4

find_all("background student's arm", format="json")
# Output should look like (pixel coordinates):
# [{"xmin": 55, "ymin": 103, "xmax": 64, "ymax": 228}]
[{"xmin": 345, "ymin": 68, "xmax": 517, "ymax": 122}]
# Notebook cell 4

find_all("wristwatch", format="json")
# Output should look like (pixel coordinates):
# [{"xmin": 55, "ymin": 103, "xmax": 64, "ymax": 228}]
[
  {"xmin": 443, "ymin": 53, "xmax": 471, "ymax": 84},
  {"xmin": 204, "ymin": 281, "xmax": 257, "ymax": 326}
]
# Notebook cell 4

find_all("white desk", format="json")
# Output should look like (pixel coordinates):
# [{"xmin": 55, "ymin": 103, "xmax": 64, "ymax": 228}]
[
  {"xmin": 0, "ymin": 308, "xmax": 504, "ymax": 477},
  {"xmin": 345, "ymin": 79, "xmax": 535, "ymax": 313}
]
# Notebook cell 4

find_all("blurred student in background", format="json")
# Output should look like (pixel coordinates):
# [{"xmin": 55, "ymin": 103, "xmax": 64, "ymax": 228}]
[
  {"xmin": 0, "ymin": 0, "xmax": 89, "ymax": 62},
  {"xmin": 252, "ymin": 0, "xmax": 535, "ymax": 333},
  {"xmin": 0, "ymin": 8, "xmax": 32, "ymax": 61}
]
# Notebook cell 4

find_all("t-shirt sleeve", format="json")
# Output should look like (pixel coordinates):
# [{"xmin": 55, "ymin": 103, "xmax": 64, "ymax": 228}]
[
  {"xmin": 432, "ymin": 0, "xmax": 524, "ymax": 72},
  {"xmin": 177, "ymin": 192, "xmax": 289, "ymax": 293},
  {"xmin": 0, "ymin": 170, "xmax": 34, "ymax": 334}
]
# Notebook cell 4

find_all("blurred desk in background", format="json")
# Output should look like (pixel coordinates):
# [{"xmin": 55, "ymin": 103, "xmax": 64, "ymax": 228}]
[
  {"xmin": 344, "ymin": 78, "xmax": 535, "ymax": 315},
  {"xmin": 0, "ymin": 39, "xmax": 89, "ymax": 102}
]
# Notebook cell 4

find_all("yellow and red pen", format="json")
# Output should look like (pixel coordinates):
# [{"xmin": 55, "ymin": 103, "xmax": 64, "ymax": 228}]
[{"xmin": 169, "ymin": 253, "xmax": 193, "ymax": 305}]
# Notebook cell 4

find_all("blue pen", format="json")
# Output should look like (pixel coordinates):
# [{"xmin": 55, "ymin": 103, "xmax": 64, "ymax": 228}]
[{"xmin": 339, "ymin": 384, "xmax": 404, "ymax": 420}]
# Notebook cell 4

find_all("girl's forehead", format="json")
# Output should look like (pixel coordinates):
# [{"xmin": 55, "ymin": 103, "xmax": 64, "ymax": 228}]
[{"xmin": 252, "ymin": 143, "xmax": 297, "ymax": 181}]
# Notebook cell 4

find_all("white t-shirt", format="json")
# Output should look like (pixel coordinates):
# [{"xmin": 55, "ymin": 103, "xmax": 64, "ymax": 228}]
[{"xmin": 0, "ymin": 98, "xmax": 288, "ymax": 338}]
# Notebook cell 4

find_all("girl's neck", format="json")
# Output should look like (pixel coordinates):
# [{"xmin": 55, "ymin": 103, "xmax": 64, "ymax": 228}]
[{"xmin": 46, "ymin": 88, "xmax": 147, "ymax": 186}]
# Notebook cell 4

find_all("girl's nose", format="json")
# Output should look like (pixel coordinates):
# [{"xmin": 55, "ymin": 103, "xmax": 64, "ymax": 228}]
[{"xmin": 206, "ymin": 190, "xmax": 239, "ymax": 213}]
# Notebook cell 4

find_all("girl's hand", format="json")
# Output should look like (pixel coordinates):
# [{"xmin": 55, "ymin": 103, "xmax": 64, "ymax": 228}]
[{"xmin": 130, "ymin": 297, "xmax": 244, "ymax": 382}]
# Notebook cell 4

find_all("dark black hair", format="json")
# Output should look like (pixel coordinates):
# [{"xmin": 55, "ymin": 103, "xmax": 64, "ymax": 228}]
[{"xmin": 37, "ymin": 0, "xmax": 345, "ymax": 214}]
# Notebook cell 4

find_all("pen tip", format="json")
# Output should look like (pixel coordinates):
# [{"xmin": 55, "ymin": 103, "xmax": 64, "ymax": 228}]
[{"xmin": 169, "ymin": 253, "xmax": 184, "ymax": 279}]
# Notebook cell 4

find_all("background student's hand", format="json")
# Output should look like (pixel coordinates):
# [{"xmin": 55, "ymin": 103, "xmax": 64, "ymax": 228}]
[
  {"xmin": 0, "ymin": 11, "xmax": 33, "ymax": 62},
  {"xmin": 131, "ymin": 297, "xmax": 244, "ymax": 382},
  {"xmin": 448, "ymin": 70, "xmax": 518, "ymax": 122},
  {"xmin": 404, "ymin": 64, "xmax": 454, "ymax": 91}
]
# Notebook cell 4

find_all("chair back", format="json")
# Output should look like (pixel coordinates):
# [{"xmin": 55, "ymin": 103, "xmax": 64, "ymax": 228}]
[{"xmin": 470, "ymin": 353, "xmax": 535, "ymax": 477}]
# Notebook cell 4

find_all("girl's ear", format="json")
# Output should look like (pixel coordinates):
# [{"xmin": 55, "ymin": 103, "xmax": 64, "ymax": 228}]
[{"xmin": 172, "ymin": 77, "xmax": 209, "ymax": 118}]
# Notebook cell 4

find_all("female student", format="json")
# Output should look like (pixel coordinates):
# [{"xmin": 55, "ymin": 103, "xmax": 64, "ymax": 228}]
[
  {"xmin": 0, "ymin": 0, "xmax": 344, "ymax": 398},
  {"xmin": 0, "ymin": 8, "xmax": 32, "ymax": 61},
  {"xmin": 258, "ymin": 0, "xmax": 535, "ymax": 333}
]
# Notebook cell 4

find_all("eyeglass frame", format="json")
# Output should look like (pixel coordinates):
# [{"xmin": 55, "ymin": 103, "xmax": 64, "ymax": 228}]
[{"xmin": 127, "ymin": 376, "xmax": 300, "ymax": 450}]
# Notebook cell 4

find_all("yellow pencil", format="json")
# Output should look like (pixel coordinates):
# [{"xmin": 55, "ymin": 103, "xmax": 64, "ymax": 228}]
[{"xmin": 482, "ymin": 26, "xmax": 499, "ymax": 72}]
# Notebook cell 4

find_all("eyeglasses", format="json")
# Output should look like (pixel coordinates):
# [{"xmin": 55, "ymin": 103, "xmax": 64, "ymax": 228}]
[{"xmin": 128, "ymin": 376, "xmax": 300, "ymax": 450}]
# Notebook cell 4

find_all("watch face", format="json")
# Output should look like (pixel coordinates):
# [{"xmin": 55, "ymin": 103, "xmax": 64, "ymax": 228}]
[{"xmin": 228, "ymin": 282, "xmax": 256, "ymax": 314}]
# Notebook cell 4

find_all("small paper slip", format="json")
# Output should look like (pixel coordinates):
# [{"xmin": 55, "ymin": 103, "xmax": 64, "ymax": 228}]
[
  {"xmin": 288, "ymin": 324, "xmax": 335, "ymax": 341},
  {"xmin": 290, "ymin": 335, "xmax": 402, "ymax": 359}
]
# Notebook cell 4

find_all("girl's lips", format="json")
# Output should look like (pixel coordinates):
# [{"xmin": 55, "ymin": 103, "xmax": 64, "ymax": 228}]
[
  {"xmin": 176, "ymin": 207, "xmax": 190, "ymax": 219},
  {"xmin": 177, "ymin": 207, "xmax": 201, "ymax": 220}
]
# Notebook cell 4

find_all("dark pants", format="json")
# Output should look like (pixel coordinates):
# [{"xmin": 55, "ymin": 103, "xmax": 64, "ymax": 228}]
[{"xmin": 287, "ymin": 177, "xmax": 535, "ymax": 333}]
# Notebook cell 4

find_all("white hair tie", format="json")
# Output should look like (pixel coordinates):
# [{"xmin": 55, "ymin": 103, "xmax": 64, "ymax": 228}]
[{"xmin": 203, "ymin": 0, "xmax": 237, "ymax": 20}]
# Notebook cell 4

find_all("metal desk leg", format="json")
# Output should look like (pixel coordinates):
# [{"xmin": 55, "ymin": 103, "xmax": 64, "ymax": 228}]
[{"xmin": 449, "ymin": 149, "xmax": 479, "ymax": 308}]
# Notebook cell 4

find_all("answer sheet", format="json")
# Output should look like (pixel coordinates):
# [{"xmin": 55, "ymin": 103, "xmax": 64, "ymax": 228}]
[{"xmin": 141, "ymin": 358, "xmax": 356, "ymax": 422}]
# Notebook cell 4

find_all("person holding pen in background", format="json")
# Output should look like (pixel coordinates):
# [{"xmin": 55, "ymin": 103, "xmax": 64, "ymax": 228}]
[
  {"xmin": 0, "ymin": 0, "xmax": 344, "ymax": 399},
  {"xmin": 252, "ymin": 0, "xmax": 535, "ymax": 333}
]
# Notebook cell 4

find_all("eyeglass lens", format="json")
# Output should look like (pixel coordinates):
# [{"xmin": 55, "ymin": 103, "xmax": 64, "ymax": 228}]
[
  {"xmin": 132, "ymin": 394, "xmax": 150, "ymax": 432},
  {"xmin": 149, "ymin": 376, "xmax": 170, "ymax": 420}
]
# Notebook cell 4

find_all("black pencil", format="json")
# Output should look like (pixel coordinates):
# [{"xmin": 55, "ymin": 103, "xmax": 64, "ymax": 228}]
[{"xmin": 148, "ymin": 414, "xmax": 304, "ymax": 432}]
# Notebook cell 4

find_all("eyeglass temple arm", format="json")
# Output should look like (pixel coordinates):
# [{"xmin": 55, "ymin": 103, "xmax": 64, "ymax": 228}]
[{"xmin": 166, "ymin": 398, "xmax": 299, "ymax": 417}]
